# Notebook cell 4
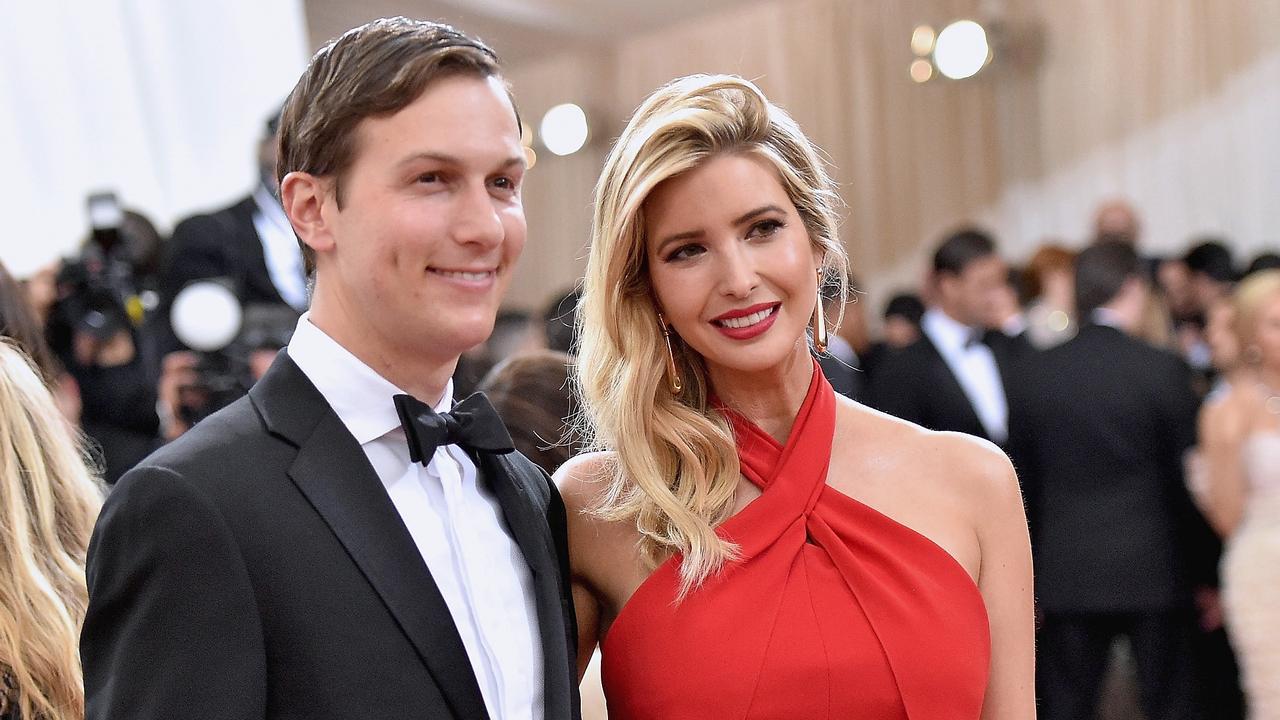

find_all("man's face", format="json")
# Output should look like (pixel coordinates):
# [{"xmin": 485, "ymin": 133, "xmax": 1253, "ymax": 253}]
[
  {"xmin": 316, "ymin": 74, "xmax": 527, "ymax": 365},
  {"xmin": 938, "ymin": 254, "xmax": 1008, "ymax": 327}
]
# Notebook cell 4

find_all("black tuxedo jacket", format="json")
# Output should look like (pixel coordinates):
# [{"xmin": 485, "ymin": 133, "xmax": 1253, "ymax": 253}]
[
  {"xmin": 864, "ymin": 329, "xmax": 1026, "ymax": 445},
  {"xmin": 161, "ymin": 195, "xmax": 291, "ymax": 309},
  {"xmin": 81, "ymin": 352, "xmax": 581, "ymax": 719},
  {"xmin": 1005, "ymin": 324, "xmax": 1216, "ymax": 613}
]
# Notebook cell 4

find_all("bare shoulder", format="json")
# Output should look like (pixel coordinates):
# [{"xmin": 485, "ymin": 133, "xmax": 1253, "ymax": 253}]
[
  {"xmin": 1200, "ymin": 385, "xmax": 1253, "ymax": 443},
  {"xmin": 553, "ymin": 451, "xmax": 643, "ymax": 553},
  {"xmin": 836, "ymin": 397, "xmax": 1020, "ymax": 513},
  {"xmin": 553, "ymin": 450, "xmax": 616, "ymax": 516}
]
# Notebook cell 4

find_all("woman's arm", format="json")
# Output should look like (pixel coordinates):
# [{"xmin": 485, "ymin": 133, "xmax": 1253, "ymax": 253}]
[
  {"xmin": 1198, "ymin": 397, "xmax": 1250, "ymax": 537},
  {"xmin": 553, "ymin": 452, "xmax": 612, "ymax": 681},
  {"xmin": 973, "ymin": 452, "xmax": 1037, "ymax": 720}
]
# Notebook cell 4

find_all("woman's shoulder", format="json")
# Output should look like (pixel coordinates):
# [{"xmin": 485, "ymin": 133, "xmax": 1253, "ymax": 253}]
[
  {"xmin": 1200, "ymin": 383, "xmax": 1255, "ymax": 441},
  {"xmin": 554, "ymin": 450, "xmax": 616, "ymax": 514},
  {"xmin": 834, "ymin": 397, "xmax": 1019, "ymax": 511}
]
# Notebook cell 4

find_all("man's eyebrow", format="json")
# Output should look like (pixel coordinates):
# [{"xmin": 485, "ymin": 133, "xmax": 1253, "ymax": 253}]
[{"xmin": 395, "ymin": 152, "xmax": 526, "ymax": 170}]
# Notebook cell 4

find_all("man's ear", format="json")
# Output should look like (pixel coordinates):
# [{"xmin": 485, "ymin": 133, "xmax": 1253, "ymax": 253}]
[{"xmin": 280, "ymin": 171, "xmax": 336, "ymax": 257}]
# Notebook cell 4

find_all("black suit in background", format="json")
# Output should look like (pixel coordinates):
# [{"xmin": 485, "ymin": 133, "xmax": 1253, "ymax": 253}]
[
  {"xmin": 162, "ymin": 195, "xmax": 291, "ymax": 310},
  {"xmin": 1006, "ymin": 323, "xmax": 1216, "ymax": 720},
  {"xmin": 864, "ymin": 329, "xmax": 1026, "ymax": 446},
  {"xmin": 81, "ymin": 352, "xmax": 580, "ymax": 720}
]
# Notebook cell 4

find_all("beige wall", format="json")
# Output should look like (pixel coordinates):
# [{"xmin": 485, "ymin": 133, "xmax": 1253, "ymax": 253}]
[{"xmin": 504, "ymin": 0, "xmax": 1280, "ymax": 317}]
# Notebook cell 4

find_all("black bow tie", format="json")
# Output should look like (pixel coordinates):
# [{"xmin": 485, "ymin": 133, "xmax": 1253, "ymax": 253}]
[{"xmin": 393, "ymin": 392, "xmax": 515, "ymax": 465}]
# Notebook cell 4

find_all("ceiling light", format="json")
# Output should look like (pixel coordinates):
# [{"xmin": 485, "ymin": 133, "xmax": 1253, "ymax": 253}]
[
  {"xmin": 910, "ymin": 58, "xmax": 934, "ymax": 83},
  {"xmin": 910, "ymin": 25, "xmax": 936, "ymax": 56},
  {"xmin": 934, "ymin": 20, "xmax": 989, "ymax": 80},
  {"xmin": 540, "ymin": 103, "xmax": 589, "ymax": 156}
]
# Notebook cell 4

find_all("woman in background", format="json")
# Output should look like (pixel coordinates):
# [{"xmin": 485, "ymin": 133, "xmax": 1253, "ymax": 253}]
[
  {"xmin": 1020, "ymin": 245, "xmax": 1076, "ymax": 350},
  {"xmin": 1199, "ymin": 270, "xmax": 1280, "ymax": 718},
  {"xmin": 0, "ymin": 342, "xmax": 103, "ymax": 719},
  {"xmin": 558, "ymin": 74, "xmax": 1034, "ymax": 719}
]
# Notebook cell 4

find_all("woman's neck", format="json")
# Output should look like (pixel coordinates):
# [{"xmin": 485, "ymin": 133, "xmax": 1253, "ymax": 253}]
[{"xmin": 707, "ymin": 343, "xmax": 815, "ymax": 443}]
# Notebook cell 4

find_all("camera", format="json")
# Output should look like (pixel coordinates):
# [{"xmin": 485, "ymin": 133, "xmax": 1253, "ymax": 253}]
[
  {"xmin": 170, "ymin": 280, "xmax": 297, "ymax": 425},
  {"xmin": 49, "ymin": 193, "xmax": 150, "ymax": 353}
]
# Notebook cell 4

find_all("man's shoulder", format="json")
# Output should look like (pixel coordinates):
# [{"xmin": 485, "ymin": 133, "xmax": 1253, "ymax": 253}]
[
  {"xmin": 875, "ymin": 336, "xmax": 940, "ymax": 374},
  {"xmin": 170, "ymin": 196, "xmax": 255, "ymax": 242},
  {"xmin": 131, "ymin": 394, "xmax": 286, "ymax": 496}
]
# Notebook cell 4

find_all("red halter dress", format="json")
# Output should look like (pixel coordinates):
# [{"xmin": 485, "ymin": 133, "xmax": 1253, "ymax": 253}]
[{"xmin": 600, "ymin": 362, "xmax": 990, "ymax": 719}]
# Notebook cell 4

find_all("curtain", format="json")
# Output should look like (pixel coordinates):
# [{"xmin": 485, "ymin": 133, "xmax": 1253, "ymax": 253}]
[{"xmin": 0, "ymin": 0, "xmax": 309, "ymax": 276}]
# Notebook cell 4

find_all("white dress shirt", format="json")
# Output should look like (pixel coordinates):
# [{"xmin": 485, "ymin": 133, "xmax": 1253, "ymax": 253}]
[
  {"xmin": 287, "ymin": 314, "xmax": 543, "ymax": 720},
  {"xmin": 252, "ymin": 184, "xmax": 308, "ymax": 312},
  {"xmin": 921, "ymin": 308, "xmax": 1009, "ymax": 444}
]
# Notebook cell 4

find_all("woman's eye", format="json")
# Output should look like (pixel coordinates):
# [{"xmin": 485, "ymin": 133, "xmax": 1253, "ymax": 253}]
[
  {"xmin": 666, "ymin": 244, "xmax": 705, "ymax": 262},
  {"xmin": 748, "ymin": 219, "xmax": 784, "ymax": 238},
  {"xmin": 416, "ymin": 172, "xmax": 439, "ymax": 184}
]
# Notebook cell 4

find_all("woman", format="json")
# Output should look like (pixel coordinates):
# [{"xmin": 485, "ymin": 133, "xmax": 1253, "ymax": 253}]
[
  {"xmin": 0, "ymin": 342, "xmax": 103, "ymax": 719},
  {"xmin": 556, "ymin": 75, "xmax": 1034, "ymax": 719},
  {"xmin": 1020, "ymin": 244, "xmax": 1076, "ymax": 350},
  {"xmin": 1200, "ymin": 270, "xmax": 1280, "ymax": 718}
]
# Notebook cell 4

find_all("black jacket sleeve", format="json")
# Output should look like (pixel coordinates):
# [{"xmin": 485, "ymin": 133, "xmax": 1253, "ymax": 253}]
[{"xmin": 81, "ymin": 465, "xmax": 267, "ymax": 720}]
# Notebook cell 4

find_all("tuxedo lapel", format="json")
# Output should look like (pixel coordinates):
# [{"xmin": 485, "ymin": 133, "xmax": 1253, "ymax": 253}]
[
  {"xmin": 477, "ymin": 452, "xmax": 575, "ymax": 720},
  {"xmin": 251, "ymin": 355, "xmax": 489, "ymax": 720}
]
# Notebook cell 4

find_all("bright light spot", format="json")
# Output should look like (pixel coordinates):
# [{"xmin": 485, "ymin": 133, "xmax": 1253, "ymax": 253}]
[
  {"xmin": 910, "ymin": 58, "xmax": 934, "ymax": 83},
  {"xmin": 171, "ymin": 281, "xmax": 242, "ymax": 351},
  {"xmin": 540, "ymin": 103, "xmax": 589, "ymax": 156},
  {"xmin": 1048, "ymin": 310, "xmax": 1070, "ymax": 332},
  {"xmin": 934, "ymin": 20, "xmax": 989, "ymax": 80},
  {"xmin": 911, "ymin": 25, "xmax": 936, "ymax": 56},
  {"xmin": 524, "ymin": 145, "xmax": 538, "ymax": 171},
  {"xmin": 520, "ymin": 122, "xmax": 533, "ymax": 148}
]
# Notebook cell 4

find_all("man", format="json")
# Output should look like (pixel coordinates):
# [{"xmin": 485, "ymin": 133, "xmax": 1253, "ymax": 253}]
[
  {"xmin": 81, "ymin": 18, "xmax": 579, "ymax": 720},
  {"xmin": 162, "ymin": 110, "xmax": 308, "ymax": 318},
  {"xmin": 866, "ymin": 228, "xmax": 1024, "ymax": 446},
  {"xmin": 1006, "ymin": 241, "xmax": 1214, "ymax": 720}
]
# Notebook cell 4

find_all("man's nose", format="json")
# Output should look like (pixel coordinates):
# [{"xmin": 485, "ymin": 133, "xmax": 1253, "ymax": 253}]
[{"xmin": 452, "ymin": 183, "xmax": 504, "ymax": 249}]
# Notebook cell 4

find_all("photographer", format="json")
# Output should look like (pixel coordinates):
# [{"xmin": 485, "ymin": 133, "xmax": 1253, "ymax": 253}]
[
  {"xmin": 158, "ymin": 283, "xmax": 295, "ymax": 439},
  {"xmin": 160, "ymin": 108, "xmax": 306, "ymax": 328},
  {"xmin": 46, "ymin": 194, "xmax": 166, "ymax": 483}
]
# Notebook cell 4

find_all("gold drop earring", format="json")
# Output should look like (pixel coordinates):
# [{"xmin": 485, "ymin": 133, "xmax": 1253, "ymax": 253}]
[
  {"xmin": 812, "ymin": 269, "xmax": 828, "ymax": 354},
  {"xmin": 657, "ymin": 312, "xmax": 683, "ymax": 394}
]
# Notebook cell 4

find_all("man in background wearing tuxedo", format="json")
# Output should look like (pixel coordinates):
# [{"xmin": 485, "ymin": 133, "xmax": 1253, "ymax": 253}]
[
  {"xmin": 161, "ymin": 110, "xmax": 308, "ymax": 317},
  {"xmin": 82, "ymin": 18, "xmax": 579, "ymax": 720},
  {"xmin": 1007, "ymin": 241, "xmax": 1215, "ymax": 720},
  {"xmin": 866, "ymin": 228, "xmax": 1024, "ymax": 447}
]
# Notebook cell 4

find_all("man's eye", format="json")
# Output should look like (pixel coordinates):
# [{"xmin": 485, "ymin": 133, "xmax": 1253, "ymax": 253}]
[
  {"xmin": 492, "ymin": 176, "xmax": 518, "ymax": 191},
  {"xmin": 416, "ymin": 173, "xmax": 439, "ymax": 184}
]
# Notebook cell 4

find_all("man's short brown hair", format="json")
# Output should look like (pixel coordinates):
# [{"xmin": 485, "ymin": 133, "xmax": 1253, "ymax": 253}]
[{"xmin": 277, "ymin": 17, "xmax": 515, "ymax": 275}]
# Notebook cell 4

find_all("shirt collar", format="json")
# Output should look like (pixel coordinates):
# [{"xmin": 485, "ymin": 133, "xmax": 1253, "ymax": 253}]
[
  {"xmin": 922, "ymin": 307, "xmax": 979, "ymax": 354},
  {"xmin": 252, "ymin": 182, "xmax": 291, "ymax": 232},
  {"xmin": 286, "ymin": 312, "xmax": 453, "ymax": 445}
]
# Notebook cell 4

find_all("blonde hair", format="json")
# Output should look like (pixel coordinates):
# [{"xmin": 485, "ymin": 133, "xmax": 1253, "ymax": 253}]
[
  {"xmin": 0, "ymin": 341, "xmax": 102, "ymax": 719},
  {"xmin": 1234, "ymin": 269, "xmax": 1280, "ymax": 358},
  {"xmin": 576, "ymin": 74, "xmax": 848, "ymax": 595}
]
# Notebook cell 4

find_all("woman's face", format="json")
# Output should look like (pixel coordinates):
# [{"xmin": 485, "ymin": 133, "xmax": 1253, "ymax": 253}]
[
  {"xmin": 1204, "ymin": 299, "xmax": 1239, "ymax": 372},
  {"xmin": 643, "ymin": 153, "xmax": 822, "ymax": 378},
  {"xmin": 1254, "ymin": 291, "xmax": 1280, "ymax": 373}
]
